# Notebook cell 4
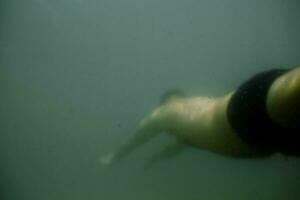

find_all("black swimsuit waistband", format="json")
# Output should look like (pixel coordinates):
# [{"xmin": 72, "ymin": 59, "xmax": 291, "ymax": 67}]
[{"xmin": 226, "ymin": 68, "xmax": 300, "ymax": 155}]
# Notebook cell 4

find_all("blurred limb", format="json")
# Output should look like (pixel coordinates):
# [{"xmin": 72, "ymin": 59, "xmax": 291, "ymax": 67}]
[
  {"xmin": 143, "ymin": 138, "xmax": 187, "ymax": 170},
  {"xmin": 99, "ymin": 107, "xmax": 165, "ymax": 167},
  {"xmin": 99, "ymin": 129, "xmax": 161, "ymax": 166}
]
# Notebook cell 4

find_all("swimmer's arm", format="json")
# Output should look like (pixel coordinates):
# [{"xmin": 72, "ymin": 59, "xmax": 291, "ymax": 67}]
[{"xmin": 267, "ymin": 67, "xmax": 300, "ymax": 128}]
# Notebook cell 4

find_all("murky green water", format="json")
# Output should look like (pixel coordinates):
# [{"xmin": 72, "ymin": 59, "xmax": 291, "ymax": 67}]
[{"xmin": 1, "ymin": 0, "xmax": 300, "ymax": 199}]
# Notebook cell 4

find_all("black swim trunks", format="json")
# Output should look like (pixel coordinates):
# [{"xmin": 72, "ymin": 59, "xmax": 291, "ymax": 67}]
[{"xmin": 227, "ymin": 68, "xmax": 300, "ymax": 156}]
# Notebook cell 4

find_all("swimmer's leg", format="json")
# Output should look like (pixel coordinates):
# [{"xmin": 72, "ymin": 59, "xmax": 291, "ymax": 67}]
[
  {"xmin": 100, "ymin": 129, "xmax": 160, "ymax": 166},
  {"xmin": 99, "ymin": 109, "xmax": 164, "ymax": 166},
  {"xmin": 143, "ymin": 138, "xmax": 187, "ymax": 170}
]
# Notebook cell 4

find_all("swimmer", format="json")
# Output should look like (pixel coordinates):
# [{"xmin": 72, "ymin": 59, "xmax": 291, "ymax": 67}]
[{"xmin": 100, "ymin": 67, "xmax": 300, "ymax": 168}]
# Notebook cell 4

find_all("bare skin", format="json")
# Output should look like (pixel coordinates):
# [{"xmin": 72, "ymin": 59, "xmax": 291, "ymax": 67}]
[
  {"xmin": 267, "ymin": 67, "xmax": 300, "ymax": 128},
  {"xmin": 100, "ymin": 67, "xmax": 300, "ymax": 167}
]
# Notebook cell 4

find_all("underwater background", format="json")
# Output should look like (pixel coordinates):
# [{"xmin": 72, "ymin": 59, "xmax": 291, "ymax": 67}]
[{"xmin": 1, "ymin": 0, "xmax": 300, "ymax": 199}]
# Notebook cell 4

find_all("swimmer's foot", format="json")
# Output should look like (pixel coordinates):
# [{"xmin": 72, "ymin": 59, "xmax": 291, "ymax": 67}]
[{"xmin": 99, "ymin": 152, "xmax": 115, "ymax": 167}]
